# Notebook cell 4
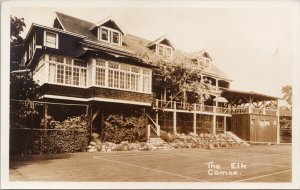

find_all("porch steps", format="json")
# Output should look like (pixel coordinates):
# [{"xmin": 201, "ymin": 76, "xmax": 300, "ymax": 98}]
[
  {"xmin": 225, "ymin": 131, "xmax": 246, "ymax": 143},
  {"xmin": 147, "ymin": 137, "xmax": 173, "ymax": 150}
]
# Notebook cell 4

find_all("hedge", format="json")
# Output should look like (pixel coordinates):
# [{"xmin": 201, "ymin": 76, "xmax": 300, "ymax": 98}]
[
  {"xmin": 10, "ymin": 115, "xmax": 90, "ymax": 155},
  {"xmin": 103, "ymin": 114, "xmax": 147, "ymax": 144}
]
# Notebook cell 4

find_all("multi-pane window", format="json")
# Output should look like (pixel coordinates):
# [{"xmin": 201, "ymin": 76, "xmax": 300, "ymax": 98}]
[
  {"xmin": 45, "ymin": 56, "xmax": 151, "ymax": 92},
  {"xmin": 47, "ymin": 55, "xmax": 86, "ymax": 87},
  {"xmin": 95, "ymin": 60, "xmax": 106, "ymax": 86},
  {"xmin": 94, "ymin": 59, "xmax": 152, "ymax": 93},
  {"xmin": 96, "ymin": 68, "xmax": 105, "ymax": 86},
  {"xmin": 45, "ymin": 32, "xmax": 57, "ymax": 49},
  {"xmin": 56, "ymin": 65, "xmax": 64, "ymax": 84}
]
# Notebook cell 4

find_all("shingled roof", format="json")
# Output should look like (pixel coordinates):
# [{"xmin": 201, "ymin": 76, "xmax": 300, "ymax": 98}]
[{"xmin": 55, "ymin": 12, "xmax": 230, "ymax": 80}]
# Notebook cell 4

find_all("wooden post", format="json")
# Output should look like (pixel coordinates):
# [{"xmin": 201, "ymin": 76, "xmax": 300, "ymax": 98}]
[
  {"xmin": 44, "ymin": 102, "xmax": 48, "ymax": 129},
  {"xmin": 276, "ymin": 99, "xmax": 280, "ymax": 144},
  {"xmin": 224, "ymin": 116, "xmax": 227, "ymax": 132},
  {"xmin": 173, "ymin": 102, "xmax": 177, "ymax": 134},
  {"xmin": 155, "ymin": 99, "xmax": 159, "ymax": 125},
  {"xmin": 213, "ymin": 107, "xmax": 216, "ymax": 134},
  {"xmin": 193, "ymin": 104, "xmax": 197, "ymax": 134}
]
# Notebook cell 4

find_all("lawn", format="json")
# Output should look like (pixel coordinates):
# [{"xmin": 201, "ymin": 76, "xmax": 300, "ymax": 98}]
[{"xmin": 9, "ymin": 144, "xmax": 291, "ymax": 182}]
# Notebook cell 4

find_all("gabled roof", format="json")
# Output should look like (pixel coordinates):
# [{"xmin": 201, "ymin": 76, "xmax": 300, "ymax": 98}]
[
  {"xmin": 222, "ymin": 89, "xmax": 280, "ymax": 102},
  {"xmin": 89, "ymin": 15, "xmax": 125, "ymax": 34},
  {"xmin": 191, "ymin": 49, "xmax": 213, "ymax": 60},
  {"xmin": 147, "ymin": 35, "xmax": 175, "ymax": 50},
  {"xmin": 53, "ymin": 12, "xmax": 228, "ymax": 79}
]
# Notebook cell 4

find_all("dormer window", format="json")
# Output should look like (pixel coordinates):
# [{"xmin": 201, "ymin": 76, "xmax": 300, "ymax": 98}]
[
  {"xmin": 158, "ymin": 45, "xmax": 164, "ymax": 56},
  {"xmin": 112, "ymin": 31, "xmax": 120, "ymax": 44},
  {"xmin": 98, "ymin": 26, "xmax": 122, "ymax": 45},
  {"xmin": 101, "ymin": 28, "xmax": 109, "ymax": 41},
  {"xmin": 156, "ymin": 44, "xmax": 172, "ymax": 58},
  {"xmin": 198, "ymin": 58, "xmax": 211, "ymax": 69},
  {"xmin": 148, "ymin": 35, "xmax": 175, "ymax": 59}
]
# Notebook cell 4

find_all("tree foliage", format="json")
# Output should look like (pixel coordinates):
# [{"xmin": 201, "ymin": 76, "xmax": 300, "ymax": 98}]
[
  {"xmin": 134, "ymin": 48, "xmax": 212, "ymax": 104},
  {"xmin": 10, "ymin": 73, "xmax": 40, "ymax": 100},
  {"xmin": 282, "ymin": 85, "xmax": 292, "ymax": 109},
  {"xmin": 11, "ymin": 16, "xmax": 26, "ymax": 70},
  {"xmin": 11, "ymin": 16, "xmax": 26, "ymax": 45}
]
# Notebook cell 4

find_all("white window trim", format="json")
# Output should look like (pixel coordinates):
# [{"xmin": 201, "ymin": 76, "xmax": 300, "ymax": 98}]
[
  {"xmin": 94, "ymin": 59, "xmax": 152, "ymax": 94},
  {"xmin": 44, "ymin": 31, "xmax": 59, "ymax": 49},
  {"xmin": 98, "ymin": 26, "xmax": 122, "ymax": 46},
  {"xmin": 155, "ymin": 43, "xmax": 173, "ymax": 58}
]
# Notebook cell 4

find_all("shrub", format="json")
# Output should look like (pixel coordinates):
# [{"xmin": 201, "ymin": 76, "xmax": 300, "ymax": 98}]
[
  {"xmin": 160, "ymin": 130, "xmax": 172, "ymax": 143},
  {"xmin": 103, "ymin": 114, "xmax": 147, "ymax": 144},
  {"xmin": 10, "ymin": 115, "xmax": 90, "ymax": 155}
]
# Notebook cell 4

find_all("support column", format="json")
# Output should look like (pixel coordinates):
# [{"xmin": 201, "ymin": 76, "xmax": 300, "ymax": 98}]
[
  {"xmin": 193, "ymin": 104, "xmax": 197, "ymax": 134},
  {"xmin": 155, "ymin": 99, "xmax": 159, "ymax": 125},
  {"xmin": 224, "ymin": 116, "xmax": 227, "ymax": 132},
  {"xmin": 44, "ymin": 55, "xmax": 49, "ymax": 83},
  {"xmin": 173, "ymin": 102, "xmax": 177, "ymax": 134},
  {"xmin": 276, "ymin": 99, "xmax": 280, "ymax": 144},
  {"xmin": 213, "ymin": 115, "xmax": 216, "ymax": 135}
]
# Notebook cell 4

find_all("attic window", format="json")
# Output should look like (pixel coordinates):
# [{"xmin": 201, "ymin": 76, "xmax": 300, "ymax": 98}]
[
  {"xmin": 198, "ymin": 58, "xmax": 211, "ymax": 69},
  {"xmin": 156, "ymin": 44, "xmax": 172, "ymax": 58},
  {"xmin": 101, "ymin": 28, "xmax": 109, "ymax": 41},
  {"xmin": 98, "ymin": 26, "xmax": 122, "ymax": 46}
]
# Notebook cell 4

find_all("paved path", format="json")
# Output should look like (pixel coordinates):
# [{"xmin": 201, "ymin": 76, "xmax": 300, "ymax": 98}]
[{"xmin": 9, "ymin": 144, "xmax": 291, "ymax": 182}]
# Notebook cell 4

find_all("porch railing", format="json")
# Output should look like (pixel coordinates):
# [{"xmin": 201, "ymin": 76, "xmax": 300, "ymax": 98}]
[{"xmin": 154, "ymin": 99, "xmax": 278, "ymax": 116}]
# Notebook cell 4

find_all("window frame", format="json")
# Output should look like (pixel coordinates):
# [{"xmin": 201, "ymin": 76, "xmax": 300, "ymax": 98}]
[
  {"xmin": 44, "ymin": 31, "xmax": 58, "ymax": 49},
  {"xmin": 47, "ymin": 55, "xmax": 87, "ymax": 88},
  {"xmin": 94, "ymin": 59, "xmax": 152, "ymax": 94},
  {"xmin": 98, "ymin": 26, "xmax": 122, "ymax": 46},
  {"xmin": 156, "ymin": 43, "xmax": 173, "ymax": 58}
]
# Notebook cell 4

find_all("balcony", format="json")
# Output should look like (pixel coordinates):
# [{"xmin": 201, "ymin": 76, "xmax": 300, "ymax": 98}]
[
  {"xmin": 154, "ymin": 100, "xmax": 231, "ymax": 116},
  {"xmin": 154, "ymin": 100, "xmax": 278, "ymax": 116}
]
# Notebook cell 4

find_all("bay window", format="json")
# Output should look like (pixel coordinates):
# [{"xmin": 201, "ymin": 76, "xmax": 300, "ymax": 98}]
[
  {"xmin": 47, "ymin": 55, "xmax": 87, "ymax": 87},
  {"xmin": 33, "ymin": 55, "xmax": 152, "ymax": 94}
]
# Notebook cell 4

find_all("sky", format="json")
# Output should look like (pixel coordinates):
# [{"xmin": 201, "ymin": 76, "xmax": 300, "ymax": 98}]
[{"xmin": 10, "ymin": 1, "xmax": 295, "ymax": 98}]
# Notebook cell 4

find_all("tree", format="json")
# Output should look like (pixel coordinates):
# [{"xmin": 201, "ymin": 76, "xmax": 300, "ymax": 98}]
[
  {"xmin": 11, "ymin": 16, "xmax": 26, "ymax": 45},
  {"xmin": 10, "ymin": 16, "xmax": 26, "ymax": 70},
  {"xmin": 10, "ymin": 16, "xmax": 40, "ymax": 100},
  {"xmin": 282, "ymin": 85, "xmax": 292, "ymax": 109},
  {"xmin": 134, "ymin": 48, "xmax": 212, "ymax": 105},
  {"xmin": 10, "ymin": 72, "xmax": 40, "ymax": 100}
]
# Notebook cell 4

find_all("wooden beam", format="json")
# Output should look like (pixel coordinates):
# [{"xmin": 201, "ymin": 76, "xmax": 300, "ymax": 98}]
[
  {"xmin": 193, "ymin": 104, "xmax": 197, "ymax": 134},
  {"xmin": 224, "ymin": 116, "xmax": 227, "ymax": 132},
  {"xmin": 276, "ymin": 99, "xmax": 280, "ymax": 144},
  {"xmin": 173, "ymin": 102, "xmax": 177, "ymax": 134},
  {"xmin": 213, "ymin": 114, "xmax": 216, "ymax": 135}
]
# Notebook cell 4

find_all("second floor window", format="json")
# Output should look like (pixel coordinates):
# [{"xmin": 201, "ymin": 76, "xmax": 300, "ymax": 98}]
[{"xmin": 45, "ymin": 31, "xmax": 58, "ymax": 49}]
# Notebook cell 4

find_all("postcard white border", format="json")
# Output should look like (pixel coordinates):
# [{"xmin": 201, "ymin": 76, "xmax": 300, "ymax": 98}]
[{"xmin": 1, "ymin": 0, "xmax": 300, "ymax": 189}]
